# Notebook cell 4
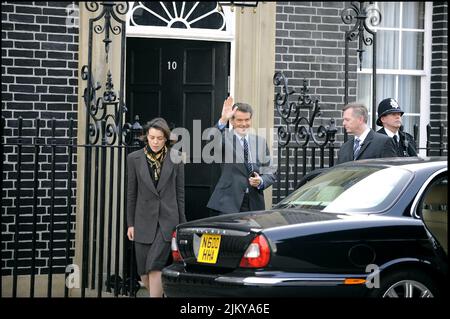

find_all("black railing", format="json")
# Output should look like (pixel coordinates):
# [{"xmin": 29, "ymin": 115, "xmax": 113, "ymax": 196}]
[
  {"xmin": 273, "ymin": 71, "xmax": 337, "ymax": 203},
  {"xmin": 0, "ymin": 115, "xmax": 143, "ymax": 297},
  {"xmin": 341, "ymin": 1, "xmax": 381, "ymax": 140},
  {"xmin": 79, "ymin": 1, "xmax": 145, "ymax": 298},
  {"xmin": 2, "ymin": 117, "xmax": 77, "ymax": 297}
]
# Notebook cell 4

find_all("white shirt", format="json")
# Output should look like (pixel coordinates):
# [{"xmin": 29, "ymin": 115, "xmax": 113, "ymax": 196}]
[
  {"xmin": 235, "ymin": 132, "xmax": 251, "ymax": 158},
  {"xmin": 355, "ymin": 127, "xmax": 371, "ymax": 145},
  {"xmin": 382, "ymin": 127, "xmax": 400, "ymax": 141}
]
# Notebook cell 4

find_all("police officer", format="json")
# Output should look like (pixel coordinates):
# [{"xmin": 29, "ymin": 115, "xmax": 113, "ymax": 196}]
[{"xmin": 376, "ymin": 98, "xmax": 417, "ymax": 157}]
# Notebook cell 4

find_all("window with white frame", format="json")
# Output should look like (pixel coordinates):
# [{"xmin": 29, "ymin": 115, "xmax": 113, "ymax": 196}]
[{"xmin": 357, "ymin": 2, "xmax": 432, "ymax": 152}]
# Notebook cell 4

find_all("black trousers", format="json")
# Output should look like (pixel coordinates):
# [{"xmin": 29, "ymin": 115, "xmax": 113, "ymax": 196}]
[{"xmin": 239, "ymin": 193, "xmax": 250, "ymax": 212}]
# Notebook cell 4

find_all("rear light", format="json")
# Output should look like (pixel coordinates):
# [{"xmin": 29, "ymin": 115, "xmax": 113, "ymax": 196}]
[
  {"xmin": 344, "ymin": 278, "xmax": 366, "ymax": 285},
  {"xmin": 171, "ymin": 230, "xmax": 182, "ymax": 262},
  {"xmin": 239, "ymin": 234, "xmax": 271, "ymax": 268}
]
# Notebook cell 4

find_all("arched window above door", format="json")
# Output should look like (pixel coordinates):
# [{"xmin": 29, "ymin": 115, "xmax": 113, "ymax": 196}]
[
  {"xmin": 130, "ymin": 2, "xmax": 225, "ymax": 30},
  {"xmin": 127, "ymin": 2, "xmax": 235, "ymax": 41}
]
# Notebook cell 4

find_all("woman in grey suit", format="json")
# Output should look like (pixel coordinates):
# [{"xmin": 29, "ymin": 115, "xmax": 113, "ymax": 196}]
[{"xmin": 126, "ymin": 118, "xmax": 186, "ymax": 297}]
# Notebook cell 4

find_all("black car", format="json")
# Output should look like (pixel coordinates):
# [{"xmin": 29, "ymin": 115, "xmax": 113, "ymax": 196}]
[{"xmin": 162, "ymin": 157, "xmax": 447, "ymax": 297}]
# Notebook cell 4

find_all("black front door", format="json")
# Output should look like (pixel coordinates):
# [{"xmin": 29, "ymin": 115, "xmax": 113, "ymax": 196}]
[{"xmin": 126, "ymin": 38, "xmax": 230, "ymax": 221}]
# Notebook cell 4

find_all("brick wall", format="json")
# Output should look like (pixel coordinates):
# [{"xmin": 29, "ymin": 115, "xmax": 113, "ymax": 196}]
[
  {"xmin": 1, "ymin": 2, "xmax": 79, "ymax": 275},
  {"xmin": 273, "ymin": 1, "xmax": 358, "ymax": 201},
  {"xmin": 430, "ymin": 2, "xmax": 448, "ymax": 156}
]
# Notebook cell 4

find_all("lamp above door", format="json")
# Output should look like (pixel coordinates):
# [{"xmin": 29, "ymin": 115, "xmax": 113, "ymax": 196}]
[{"xmin": 218, "ymin": 1, "xmax": 259, "ymax": 13}]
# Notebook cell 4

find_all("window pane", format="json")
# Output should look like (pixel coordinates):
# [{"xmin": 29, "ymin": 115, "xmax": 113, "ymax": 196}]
[
  {"xmin": 361, "ymin": 44, "xmax": 373, "ymax": 69},
  {"xmin": 278, "ymin": 166, "xmax": 413, "ymax": 213},
  {"xmin": 378, "ymin": 2, "xmax": 400, "ymax": 28},
  {"xmin": 357, "ymin": 73, "xmax": 372, "ymax": 110},
  {"xmin": 377, "ymin": 31, "xmax": 399, "ymax": 69},
  {"xmin": 374, "ymin": 74, "xmax": 396, "ymax": 128},
  {"xmin": 401, "ymin": 115, "xmax": 420, "ymax": 144},
  {"xmin": 398, "ymin": 75, "xmax": 420, "ymax": 114},
  {"xmin": 376, "ymin": 74, "xmax": 396, "ymax": 104},
  {"xmin": 401, "ymin": 31, "xmax": 424, "ymax": 69},
  {"xmin": 402, "ymin": 2, "xmax": 424, "ymax": 29}
]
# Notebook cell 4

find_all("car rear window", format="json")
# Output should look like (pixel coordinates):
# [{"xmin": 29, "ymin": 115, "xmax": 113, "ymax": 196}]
[{"xmin": 277, "ymin": 166, "xmax": 413, "ymax": 213}]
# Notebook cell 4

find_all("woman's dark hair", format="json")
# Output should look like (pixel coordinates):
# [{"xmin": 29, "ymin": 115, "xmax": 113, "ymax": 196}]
[{"xmin": 142, "ymin": 117, "xmax": 172, "ymax": 146}]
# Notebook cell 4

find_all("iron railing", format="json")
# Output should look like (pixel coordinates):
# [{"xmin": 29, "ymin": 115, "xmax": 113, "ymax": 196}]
[
  {"xmin": 273, "ymin": 71, "xmax": 337, "ymax": 202},
  {"xmin": 0, "ymin": 115, "xmax": 143, "ymax": 297},
  {"xmin": 341, "ymin": 1, "xmax": 381, "ymax": 140}
]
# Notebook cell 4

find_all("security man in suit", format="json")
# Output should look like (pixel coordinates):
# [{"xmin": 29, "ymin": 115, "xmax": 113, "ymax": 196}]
[
  {"xmin": 337, "ymin": 103, "xmax": 397, "ymax": 164},
  {"xmin": 376, "ymin": 98, "xmax": 418, "ymax": 157},
  {"xmin": 207, "ymin": 96, "xmax": 277, "ymax": 214}
]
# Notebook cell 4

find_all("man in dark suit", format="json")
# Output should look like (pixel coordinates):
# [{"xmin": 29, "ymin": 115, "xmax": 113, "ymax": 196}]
[
  {"xmin": 337, "ymin": 103, "xmax": 397, "ymax": 164},
  {"xmin": 376, "ymin": 98, "xmax": 418, "ymax": 157},
  {"xmin": 207, "ymin": 96, "xmax": 277, "ymax": 214}
]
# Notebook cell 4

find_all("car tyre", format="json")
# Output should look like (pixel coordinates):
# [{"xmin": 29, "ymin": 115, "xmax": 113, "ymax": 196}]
[{"xmin": 369, "ymin": 269, "xmax": 439, "ymax": 298}]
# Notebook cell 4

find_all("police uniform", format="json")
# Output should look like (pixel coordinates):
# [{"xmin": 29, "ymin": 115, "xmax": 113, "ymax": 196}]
[
  {"xmin": 376, "ymin": 98, "xmax": 418, "ymax": 157},
  {"xmin": 377, "ymin": 127, "xmax": 417, "ymax": 157}
]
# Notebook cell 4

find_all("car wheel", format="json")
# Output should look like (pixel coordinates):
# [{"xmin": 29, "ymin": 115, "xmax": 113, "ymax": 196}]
[{"xmin": 370, "ymin": 270, "xmax": 438, "ymax": 298}]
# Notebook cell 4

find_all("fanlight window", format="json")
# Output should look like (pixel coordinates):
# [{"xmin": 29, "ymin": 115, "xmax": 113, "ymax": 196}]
[{"xmin": 130, "ymin": 2, "xmax": 226, "ymax": 30}]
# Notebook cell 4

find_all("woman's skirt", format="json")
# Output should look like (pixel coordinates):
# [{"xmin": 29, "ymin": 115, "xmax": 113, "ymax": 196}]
[{"xmin": 134, "ymin": 227, "xmax": 171, "ymax": 276}]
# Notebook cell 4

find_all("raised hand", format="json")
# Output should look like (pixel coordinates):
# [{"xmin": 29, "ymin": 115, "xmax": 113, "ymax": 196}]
[{"xmin": 220, "ymin": 96, "xmax": 236, "ymax": 123}]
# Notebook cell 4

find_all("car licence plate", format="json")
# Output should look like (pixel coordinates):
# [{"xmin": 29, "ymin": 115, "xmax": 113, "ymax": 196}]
[{"xmin": 197, "ymin": 234, "xmax": 221, "ymax": 264}]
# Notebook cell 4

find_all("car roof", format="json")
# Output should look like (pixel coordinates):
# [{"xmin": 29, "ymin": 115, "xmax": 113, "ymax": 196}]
[{"xmin": 336, "ymin": 156, "xmax": 447, "ymax": 172}]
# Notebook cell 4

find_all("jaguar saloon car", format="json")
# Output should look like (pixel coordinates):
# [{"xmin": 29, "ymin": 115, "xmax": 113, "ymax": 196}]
[{"xmin": 162, "ymin": 157, "xmax": 447, "ymax": 297}]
